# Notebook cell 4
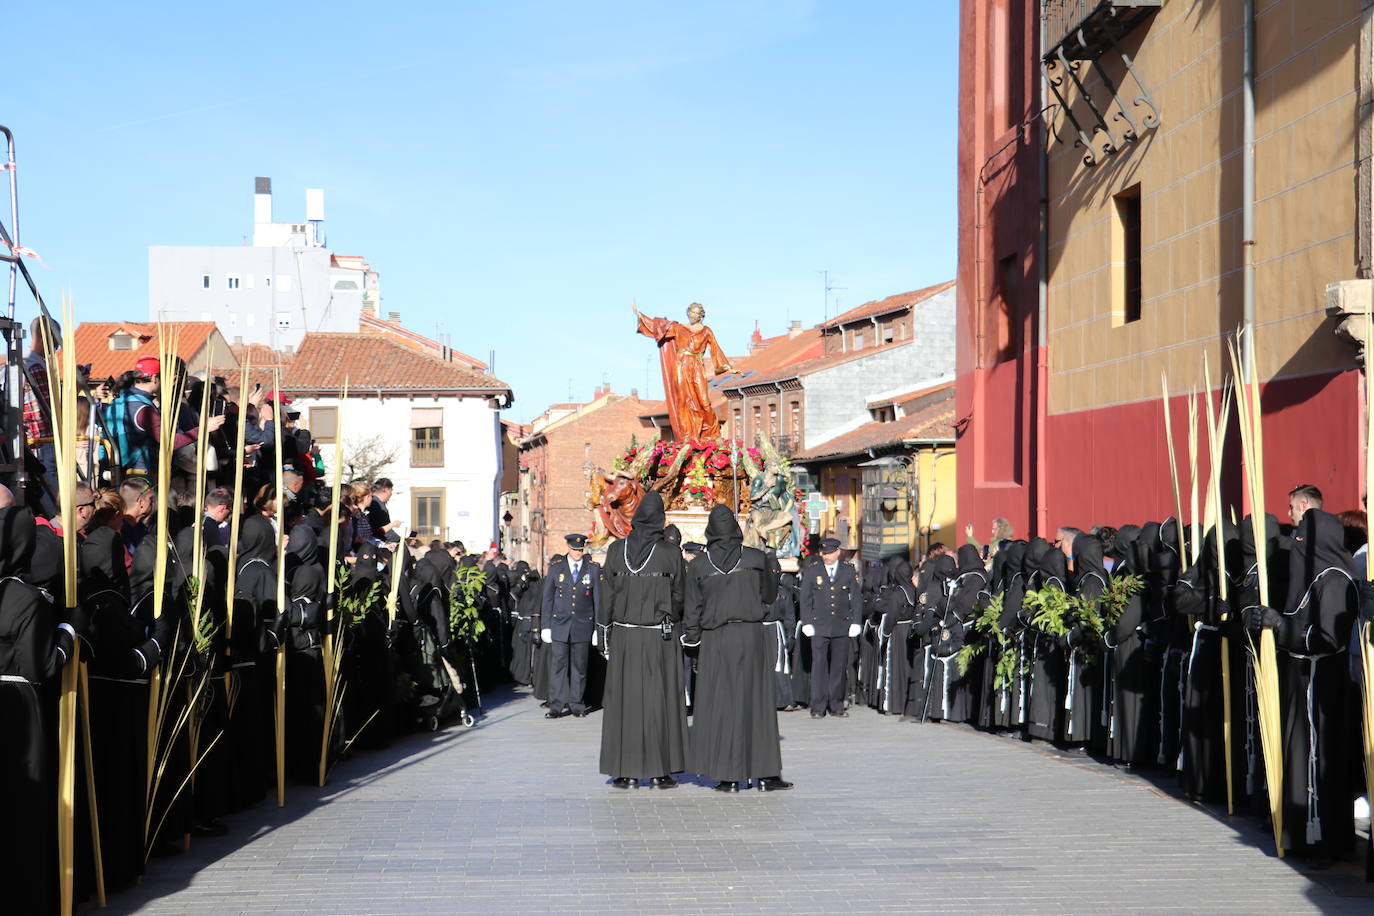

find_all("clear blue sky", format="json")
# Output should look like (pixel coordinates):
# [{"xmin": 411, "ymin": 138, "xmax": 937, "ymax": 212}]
[{"xmin": 5, "ymin": 1, "xmax": 957, "ymax": 422}]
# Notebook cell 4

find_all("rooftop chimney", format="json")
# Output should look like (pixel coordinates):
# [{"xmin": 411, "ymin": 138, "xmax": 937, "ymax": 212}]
[
  {"xmin": 788, "ymin": 319, "xmax": 804, "ymax": 338},
  {"xmin": 233, "ymin": 336, "xmax": 244, "ymax": 346},
  {"xmin": 387, "ymin": 311, "xmax": 401, "ymax": 324},
  {"xmin": 631, "ymin": 387, "xmax": 639, "ymax": 399},
  {"xmin": 254, "ymin": 177, "xmax": 272, "ymax": 225}
]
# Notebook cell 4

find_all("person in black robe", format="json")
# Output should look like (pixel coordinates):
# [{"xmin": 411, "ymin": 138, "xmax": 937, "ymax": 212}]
[
  {"xmin": 228, "ymin": 515, "xmax": 281, "ymax": 806},
  {"xmin": 1228, "ymin": 513, "xmax": 1284, "ymax": 811},
  {"xmin": 1025, "ymin": 539, "xmax": 1067, "ymax": 741},
  {"xmin": 682, "ymin": 504, "xmax": 788, "ymax": 791},
  {"xmin": 986, "ymin": 540, "xmax": 1026, "ymax": 731},
  {"xmin": 763, "ymin": 571, "xmax": 799, "ymax": 711},
  {"xmin": 507, "ymin": 561, "xmax": 536, "ymax": 684},
  {"xmin": 283, "ymin": 525, "xmax": 326, "ymax": 781},
  {"xmin": 598, "ymin": 492, "xmax": 688, "ymax": 788},
  {"xmin": 1172, "ymin": 520, "xmax": 1237, "ymax": 801},
  {"xmin": 926, "ymin": 544, "xmax": 987, "ymax": 723},
  {"xmin": 530, "ymin": 553, "xmax": 562, "ymax": 705},
  {"xmin": 880, "ymin": 558, "xmax": 918, "ymax": 717},
  {"xmin": 0, "ymin": 507, "xmax": 79, "ymax": 915},
  {"xmin": 1103, "ymin": 524, "xmax": 1156, "ymax": 766},
  {"xmin": 1247, "ymin": 507, "xmax": 1359, "ymax": 860},
  {"xmin": 1151, "ymin": 517, "xmax": 1189, "ymax": 769},
  {"xmin": 1065, "ymin": 533, "xmax": 1108, "ymax": 748},
  {"xmin": 341, "ymin": 541, "xmax": 392, "ymax": 750},
  {"xmin": 906, "ymin": 553, "xmax": 953, "ymax": 720}
]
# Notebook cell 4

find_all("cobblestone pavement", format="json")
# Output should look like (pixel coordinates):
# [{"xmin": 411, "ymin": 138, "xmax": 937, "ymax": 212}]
[{"xmin": 107, "ymin": 686, "xmax": 1373, "ymax": 915}]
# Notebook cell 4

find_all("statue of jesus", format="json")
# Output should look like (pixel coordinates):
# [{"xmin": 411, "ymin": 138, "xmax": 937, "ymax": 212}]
[{"xmin": 633, "ymin": 301, "xmax": 733, "ymax": 442}]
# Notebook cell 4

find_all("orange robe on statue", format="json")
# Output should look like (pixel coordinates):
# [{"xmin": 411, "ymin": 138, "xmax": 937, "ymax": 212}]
[{"xmin": 637, "ymin": 313, "xmax": 728, "ymax": 441}]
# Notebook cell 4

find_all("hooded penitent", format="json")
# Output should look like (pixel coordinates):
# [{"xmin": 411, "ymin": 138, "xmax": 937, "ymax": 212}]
[
  {"xmin": 704, "ymin": 503, "xmax": 744, "ymax": 572},
  {"xmin": 627, "ymin": 491, "xmax": 668, "ymax": 569}
]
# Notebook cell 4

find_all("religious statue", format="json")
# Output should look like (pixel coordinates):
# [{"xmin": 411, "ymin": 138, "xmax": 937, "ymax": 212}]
[
  {"xmin": 634, "ymin": 301, "xmax": 733, "ymax": 441},
  {"xmin": 594, "ymin": 467, "xmax": 645, "ymax": 540},
  {"xmin": 743, "ymin": 464, "xmax": 803, "ymax": 557}
]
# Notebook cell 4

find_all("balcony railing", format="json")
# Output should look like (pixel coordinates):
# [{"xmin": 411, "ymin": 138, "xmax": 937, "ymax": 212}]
[
  {"xmin": 1043, "ymin": 0, "xmax": 1161, "ymax": 62},
  {"xmin": 411, "ymin": 438, "xmax": 445, "ymax": 467}
]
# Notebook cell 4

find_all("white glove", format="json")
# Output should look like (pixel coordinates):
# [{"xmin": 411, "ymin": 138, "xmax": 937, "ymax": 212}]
[
  {"xmin": 802, "ymin": 624, "xmax": 815, "ymax": 638},
  {"xmin": 848, "ymin": 624, "xmax": 861, "ymax": 638},
  {"xmin": 541, "ymin": 628, "xmax": 552, "ymax": 644},
  {"xmin": 592, "ymin": 629, "xmax": 599, "ymax": 647}
]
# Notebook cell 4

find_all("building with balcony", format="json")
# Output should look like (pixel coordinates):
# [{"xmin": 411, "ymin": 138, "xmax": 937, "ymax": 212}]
[
  {"xmin": 957, "ymin": 0, "xmax": 1366, "ymax": 536},
  {"xmin": 249, "ymin": 331, "xmax": 512, "ymax": 547}
]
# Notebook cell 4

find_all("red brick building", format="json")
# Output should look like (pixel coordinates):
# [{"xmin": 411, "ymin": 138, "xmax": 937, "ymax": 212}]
[{"xmin": 512, "ymin": 388, "xmax": 665, "ymax": 567}]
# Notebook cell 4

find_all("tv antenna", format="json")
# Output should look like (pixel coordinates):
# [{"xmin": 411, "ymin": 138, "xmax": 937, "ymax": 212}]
[{"xmin": 819, "ymin": 270, "xmax": 846, "ymax": 320}]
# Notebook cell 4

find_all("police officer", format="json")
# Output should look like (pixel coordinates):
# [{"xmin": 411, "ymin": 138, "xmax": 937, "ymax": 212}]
[
  {"xmin": 799, "ymin": 538, "xmax": 862, "ymax": 717},
  {"xmin": 540, "ymin": 533, "xmax": 601, "ymax": 718}
]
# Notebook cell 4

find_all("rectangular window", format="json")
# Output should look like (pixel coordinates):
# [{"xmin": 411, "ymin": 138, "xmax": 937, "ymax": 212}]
[
  {"xmin": 276, "ymin": 312, "xmax": 292, "ymax": 331},
  {"xmin": 853, "ymin": 332, "xmax": 865, "ymax": 350},
  {"xmin": 883, "ymin": 324, "xmax": 894, "ymax": 344},
  {"xmin": 226, "ymin": 275, "xmax": 240, "ymax": 290},
  {"xmin": 310, "ymin": 406, "xmax": 338, "ymax": 442},
  {"xmin": 732, "ymin": 409, "xmax": 742, "ymax": 440},
  {"xmin": 264, "ymin": 276, "xmax": 271, "ymax": 288},
  {"xmin": 277, "ymin": 274, "xmax": 293, "ymax": 292},
  {"xmin": 201, "ymin": 274, "xmax": 211, "ymax": 290},
  {"xmin": 790, "ymin": 401, "xmax": 801, "ymax": 436},
  {"xmin": 411, "ymin": 488, "xmax": 445, "ymax": 538},
  {"xmin": 768, "ymin": 404, "xmax": 778, "ymax": 436},
  {"xmin": 1112, "ymin": 184, "xmax": 1143, "ymax": 325},
  {"xmin": 412, "ymin": 426, "xmax": 444, "ymax": 467}
]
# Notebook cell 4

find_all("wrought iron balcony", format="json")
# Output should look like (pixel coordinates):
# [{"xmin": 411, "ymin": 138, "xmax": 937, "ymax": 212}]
[
  {"xmin": 1042, "ymin": 0, "xmax": 1162, "ymax": 166},
  {"xmin": 1044, "ymin": 0, "xmax": 1162, "ymax": 62}
]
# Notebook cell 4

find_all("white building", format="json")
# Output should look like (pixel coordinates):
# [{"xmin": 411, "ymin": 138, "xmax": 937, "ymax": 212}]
[
  {"xmin": 148, "ymin": 177, "xmax": 379, "ymax": 351},
  {"xmin": 279, "ymin": 332, "xmax": 513, "ymax": 548}
]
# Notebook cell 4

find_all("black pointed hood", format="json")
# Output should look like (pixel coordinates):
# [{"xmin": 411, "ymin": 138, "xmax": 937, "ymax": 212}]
[
  {"xmin": 704, "ymin": 503, "xmax": 743, "ymax": 570},
  {"xmin": 1071, "ymin": 533, "xmax": 1108, "ymax": 589},
  {"xmin": 955, "ymin": 544, "xmax": 985, "ymax": 576},
  {"xmin": 1290, "ymin": 508, "xmax": 1357, "ymax": 586},
  {"xmin": 0, "ymin": 507, "xmax": 36, "ymax": 579},
  {"xmin": 663, "ymin": 523, "xmax": 682, "ymax": 548},
  {"xmin": 238, "ymin": 515, "xmax": 277, "ymax": 567},
  {"xmin": 287, "ymin": 524, "xmax": 320, "ymax": 567},
  {"xmin": 625, "ymin": 491, "xmax": 667, "ymax": 568}
]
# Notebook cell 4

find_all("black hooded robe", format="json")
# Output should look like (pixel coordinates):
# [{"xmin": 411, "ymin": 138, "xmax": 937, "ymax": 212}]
[
  {"xmin": 1104, "ymin": 525, "xmax": 1157, "ymax": 766},
  {"xmin": 683, "ymin": 505, "xmax": 782, "ymax": 782},
  {"xmin": 598, "ymin": 492, "xmax": 689, "ymax": 780},
  {"xmin": 763, "ymin": 573, "xmax": 799, "ymax": 710},
  {"xmin": 1026, "ymin": 541, "xmax": 1067, "ymax": 742},
  {"xmin": 905, "ymin": 554, "xmax": 953, "ymax": 720},
  {"xmin": 507, "ymin": 562, "xmax": 536, "ymax": 685},
  {"xmin": 1269, "ymin": 509, "xmax": 1359, "ymax": 859},
  {"xmin": 927, "ymin": 545, "xmax": 987, "ymax": 724},
  {"xmin": 285, "ymin": 525, "xmax": 327, "ymax": 782},
  {"xmin": 0, "ymin": 507, "xmax": 76, "ymax": 916},
  {"xmin": 880, "ymin": 559, "xmax": 918, "ymax": 718},
  {"xmin": 1065, "ymin": 534, "xmax": 1108, "ymax": 748},
  {"xmin": 228, "ymin": 515, "xmax": 280, "ymax": 806}
]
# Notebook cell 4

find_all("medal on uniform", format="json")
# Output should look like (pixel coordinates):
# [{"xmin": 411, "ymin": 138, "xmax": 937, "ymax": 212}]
[
  {"xmin": 815, "ymin": 576, "xmax": 823, "ymax": 585},
  {"xmin": 941, "ymin": 627, "xmax": 950, "ymax": 641},
  {"xmin": 558, "ymin": 573, "xmax": 565, "ymax": 582}
]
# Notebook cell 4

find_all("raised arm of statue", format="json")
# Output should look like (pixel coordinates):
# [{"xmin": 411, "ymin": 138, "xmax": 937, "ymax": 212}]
[
  {"xmin": 704, "ymin": 327, "xmax": 732, "ymax": 374},
  {"xmin": 636, "ymin": 311, "xmax": 674, "ymax": 343}
]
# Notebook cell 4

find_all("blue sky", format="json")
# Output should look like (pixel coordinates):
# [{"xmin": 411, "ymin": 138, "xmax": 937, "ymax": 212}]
[{"xmin": 5, "ymin": 1, "xmax": 957, "ymax": 422}]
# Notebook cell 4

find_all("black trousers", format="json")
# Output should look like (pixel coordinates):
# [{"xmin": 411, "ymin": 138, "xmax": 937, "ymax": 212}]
[
  {"xmin": 810, "ymin": 635, "xmax": 850, "ymax": 715},
  {"xmin": 549, "ymin": 639, "xmax": 590, "ymax": 712}
]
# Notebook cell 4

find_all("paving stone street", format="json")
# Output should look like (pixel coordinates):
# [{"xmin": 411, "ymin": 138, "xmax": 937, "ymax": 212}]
[{"xmin": 107, "ymin": 686, "xmax": 1373, "ymax": 915}]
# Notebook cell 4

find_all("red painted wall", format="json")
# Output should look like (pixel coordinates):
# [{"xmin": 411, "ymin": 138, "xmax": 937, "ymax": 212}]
[
  {"xmin": 1043, "ymin": 370, "xmax": 1360, "ymax": 529},
  {"xmin": 955, "ymin": 0, "xmax": 1044, "ymax": 540}
]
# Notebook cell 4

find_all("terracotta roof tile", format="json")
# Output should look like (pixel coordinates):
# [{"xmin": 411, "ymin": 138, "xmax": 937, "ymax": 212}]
[
  {"xmin": 359, "ymin": 312, "xmax": 488, "ymax": 370},
  {"xmin": 819, "ymin": 280, "xmax": 955, "ymax": 329},
  {"xmin": 75, "ymin": 321, "xmax": 221, "ymax": 383},
  {"xmin": 278, "ymin": 333, "xmax": 510, "ymax": 393}
]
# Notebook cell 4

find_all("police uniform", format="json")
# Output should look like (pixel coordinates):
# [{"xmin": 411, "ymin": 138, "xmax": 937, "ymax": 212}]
[
  {"xmin": 799, "ymin": 540, "xmax": 863, "ymax": 716},
  {"xmin": 539, "ymin": 534, "xmax": 601, "ymax": 717}
]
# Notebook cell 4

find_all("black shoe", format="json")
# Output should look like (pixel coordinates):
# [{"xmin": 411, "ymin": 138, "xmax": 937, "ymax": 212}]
[
  {"xmin": 150, "ymin": 837, "xmax": 184, "ymax": 858},
  {"xmin": 571, "ymin": 707, "xmax": 587, "ymax": 718},
  {"xmin": 191, "ymin": 820, "xmax": 229, "ymax": 837},
  {"xmin": 611, "ymin": 777, "xmax": 634, "ymax": 789},
  {"xmin": 810, "ymin": 711, "xmax": 826, "ymax": 719},
  {"xmin": 758, "ymin": 777, "xmax": 794, "ymax": 791},
  {"xmin": 650, "ymin": 775, "xmax": 678, "ymax": 789},
  {"xmin": 712, "ymin": 780, "xmax": 740, "ymax": 793},
  {"xmin": 545, "ymin": 709, "xmax": 567, "ymax": 719}
]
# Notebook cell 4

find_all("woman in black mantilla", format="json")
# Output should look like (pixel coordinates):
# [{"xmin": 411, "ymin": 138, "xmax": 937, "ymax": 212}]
[
  {"xmin": 598, "ymin": 491, "xmax": 689, "ymax": 788},
  {"xmin": 682, "ymin": 504, "xmax": 790, "ymax": 792}
]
